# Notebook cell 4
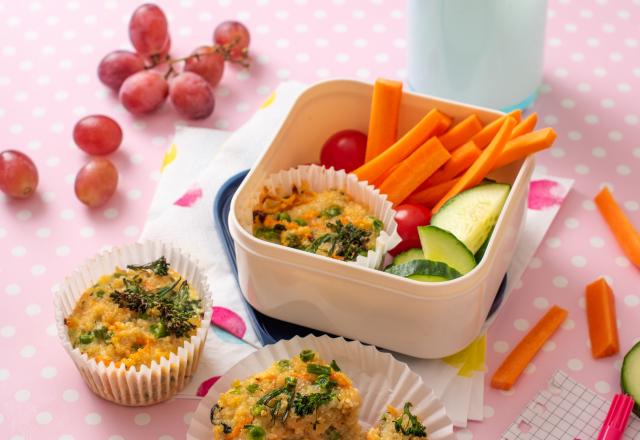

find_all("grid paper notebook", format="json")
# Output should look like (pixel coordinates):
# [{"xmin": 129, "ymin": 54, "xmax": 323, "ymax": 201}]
[{"xmin": 503, "ymin": 370, "xmax": 640, "ymax": 439}]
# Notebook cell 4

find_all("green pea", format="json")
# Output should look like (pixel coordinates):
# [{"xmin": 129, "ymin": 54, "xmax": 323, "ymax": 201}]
[
  {"xmin": 251, "ymin": 404, "xmax": 266, "ymax": 417},
  {"xmin": 276, "ymin": 212, "xmax": 291, "ymax": 222},
  {"xmin": 150, "ymin": 322, "xmax": 168, "ymax": 338},
  {"xmin": 94, "ymin": 289, "xmax": 105, "ymax": 298},
  {"xmin": 321, "ymin": 205, "xmax": 342, "ymax": 218},
  {"xmin": 244, "ymin": 424, "xmax": 266, "ymax": 440},
  {"xmin": 299, "ymin": 349, "xmax": 315, "ymax": 362},
  {"xmin": 78, "ymin": 332, "xmax": 94, "ymax": 344},
  {"xmin": 246, "ymin": 383, "xmax": 259, "ymax": 393},
  {"xmin": 293, "ymin": 218, "xmax": 307, "ymax": 226},
  {"xmin": 277, "ymin": 359, "xmax": 291, "ymax": 371}
]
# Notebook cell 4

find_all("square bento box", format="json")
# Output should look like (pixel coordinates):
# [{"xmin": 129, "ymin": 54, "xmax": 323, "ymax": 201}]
[{"xmin": 229, "ymin": 79, "xmax": 534, "ymax": 359}]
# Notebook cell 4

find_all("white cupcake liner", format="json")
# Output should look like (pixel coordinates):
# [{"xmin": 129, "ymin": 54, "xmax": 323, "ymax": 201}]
[
  {"xmin": 188, "ymin": 335, "xmax": 455, "ymax": 439},
  {"xmin": 238, "ymin": 164, "xmax": 401, "ymax": 269},
  {"xmin": 54, "ymin": 241, "xmax": 213, "ymax": 406}
]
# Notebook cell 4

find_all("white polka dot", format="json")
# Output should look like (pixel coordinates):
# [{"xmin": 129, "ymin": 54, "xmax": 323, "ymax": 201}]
[
  {"xmin": 608, "ymin": 130, "xmax": 623, "ymax": 141},
  {"xmin": 235, "ymin": 102, "xmax": 250, "ymax": 112},
  {"xmin": 553, "ymin": 276, "xmax": 568, "ymax": 288},
  {"xmin": 256, "ymin": 85, "xmax": 270, "ymax": 95},
  {"xmin": 158, "ymin": 436, "xmax": 174, "ymax": 440},
  {"xmin": 59, "ymin": 209, "xmax": 75, "ymax": 220},
  {"xmin": 543, "ymin": 115, "xmax": 558, "ymax": 125},
  {"xmin": 107, "ymin": 436, "xmax": 124, "ymax": 440},
  {"xmin": 85, "ymin": 413, "xmax": 101, "ymax": 425},
  {"xmin": 594, "ymin": 67, "xmax": 607, "ymax": 77},
  {"xmin": 11, "ymin": 246, "xmax": 27, "ymax": 257},
  {"xmin": 41, "ymin": 366, "xmax": 57, "ymax": 379},
  {"xmin": 17, "ymin": 210, "xmax": 32, "ymax": 221},
  {"xmin": 567, "ymin": 130, "xmax": 582, "ymax": 141},
  {"xmin": 20, "ymin": 345, "xmax": 36, "ymax": 358},
  {"xmin": 274, "ymin": 38, "xmax": 289, "ymax": 48},
  {"xmin": 335, "ymin": 53, "xmax": 350, "ymax": 63},
  {"xmin": 564, "ymin": 218, "xmax": 579, "ymax": 229},
  {"xmin": 375, "ymin": 53, "xmax": 389, "ymax": 63},
  {"xmin": 26, "ymin": 304, "xmax": 41, "ymax": 316},
  {"xmin": 15, "ymin": 389, "xmax": 30, "ymax": 402},
  {"xmin": 483, "ymin": 405, "xmax": 495, "ymax": 418},
  {"xmin": 617, "ymin": 83, "xmax": 632, "ymax": 93},
  {"xmin": 55, "ymin": 245, "xmax": 71, "ymax": 257},
  {"xmin": 103, "ymin": 208, "xmax": 118, "ymax": 219},
  {"xmin": 543, "ymin": 341, "xmax": 556, "ymax": 352},
  {"xmin": 546, "ymin": 237, "xmax": 562, "ymax": 248},
  {"xmin": 571, "ymin": 52, "xmax": 585, "ymax": 62},
  {"xmin": 562, "ymin": 318, "xmax": 575, "ymax": 330},
  {"xmin": 625, "ymin": 201, "xmax": 639, "ymax": 211},
  {"xmin": 500, "ymin": 389, "xmax": 515, "ymax": 396},
  {"xmin": 582, "ymin": 200, "xmax": 596, "ymax": 211},
  {"xmin": 493, "ymin": 341, "xmax": 509, "ymax": 353},
  {"xmin": 356, "ymin": 68, "xmax": 370, "ymax": 79},
  {"xmin": 514, "ymin": 319, "xmax": 530, "ymax": 332},
  {"xmin": 625, "ymin": 114, "xmax": 639, "ymax": 125},
  {"xmin": 134, "ymin": 413, "xmax": 151, "ymax": 426},
  {"xmin": 126, "ymin": 189, "xmax": 142, "ymax": 200},
  {"xmin": 554, "ymin": 67, "xmax": 568, "ymax": 78},
  {"xmin": 550, "ymin": 147, "xmax": 565, "ymax": 158},
  {"xmin": 525, "ymin": 363, "xmax": 537, "ymax": 375},
  {"xmin": 59, "ymin": 435, "xmax": 74, "ymax": 440},
  {"xmin": 590, "ymin": 236, "xmax": 605, "ymax": 248},
  {"xmin": 579, "ymin": 297, "xmax": 586, "ymax": 309},
  {"xmin": 129, "ymin": 153, "xmax": 144, "ymax": 165},
  {"xmin": 610, "ymin": 52, "xmax": 623, "ymax": 62},
  {"xmin": 315, "ymin": 68, "xmax": 330, "ymax": 78},
  {"xmin": 594, "ymin": 381, "xmax": 610, "ymax": 394},
  {"xmin": 568, "ymin": 358, "xmax": 583, "ymax": 371},
  {"xmin": 46, "ymin": 324, "xmax": 57, "ymax": 336},
  {"xmin": 31, "ymin": 265, "xmax": 46, "ymax": 276},
  {"xmin": 457, "ymin": 429, "xmax": 473, "ymax": 440},
  {"xmin": 63, "ymin": 389, "xmax": 79, "ymax": 402},
  {"xmin": 561, "ymin": 98, "xmax": 575, "ymax": 109},
  {"xmin": 575, "ymin": 164, "xmax": 590, "ymax": 175},
  {"xmin": 1, "ymin": 326, "xmax": 15, "ymax": 338},
  {"xmin": 616, "ymin": 165, "xmax": 631, "ymax": 175},
  {"xmin": 529, "ymin": 257, "xmax": 542, "ymax": 269},
  {"xmin": 624, "ymin": 294, "xmax": 639, "ymax": 307},
  {"xmin": 276, "ymin": 68, "xmax": 290, "ymax": 79},
  {"xmin": 592, "ymin": 147, "xmax": 607, "ymax": 157},
  {"xmin": 78, "ymin": 226, "xmax": 94, "ymax": 238},
  {"xmin": 5, "ymin": 284, "xmax": 21, "ymax": 296},
  {"xmin": 571, "ymin": 255, "xmax": 587, "ymax": 267},
  {"xmin": 0, "ymin": 369, "xmax": 9, "ymax": 380},
  {"xmin": 548, "ymin": 37, "xmax": 562, "ymax": 47},
  {"xmin": 533, "ymin": 297, "xmax": 549, "ymax": 309},
  {"xmin": 539, "ymin": 83, "xmax": 552, "ymax": 94},
  {"xmin": 585, "ymin": 114, "xmax": 599, "ymax": 124}
]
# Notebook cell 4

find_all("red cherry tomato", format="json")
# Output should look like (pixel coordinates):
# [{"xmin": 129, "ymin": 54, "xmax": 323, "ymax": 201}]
[
  {"xmin": 390, "ymin": 204, "xmax": 433, "ymax": 256},
  {"xmin": 320, "ymin": 129, "xmax": 367, "ymax": 173}
]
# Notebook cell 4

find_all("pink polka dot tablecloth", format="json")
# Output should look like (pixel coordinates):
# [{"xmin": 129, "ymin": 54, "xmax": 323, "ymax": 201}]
[{"xmin": 1, "ymin": 0, "xmax": 639, "ymax": 438}]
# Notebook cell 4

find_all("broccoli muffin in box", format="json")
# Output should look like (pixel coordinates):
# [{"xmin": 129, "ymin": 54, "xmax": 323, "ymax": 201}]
[
  {"xmin": 367, "ymin": 403, "xmax": 428, "ymax": 440},
  {"xmin": 210, "ymin": 349, "xmax": 362, "ymax": 439}
]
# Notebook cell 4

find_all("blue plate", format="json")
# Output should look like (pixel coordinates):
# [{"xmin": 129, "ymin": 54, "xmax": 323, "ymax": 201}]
[{"xmin": 214, "ymin": 169, "xmax": 507, "ymax": 346}]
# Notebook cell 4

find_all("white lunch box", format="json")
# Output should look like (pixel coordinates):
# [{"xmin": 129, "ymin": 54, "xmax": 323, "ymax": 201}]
[{"xmin": 229, "ymin": 79, "xmax": 533, "ymax": 359}]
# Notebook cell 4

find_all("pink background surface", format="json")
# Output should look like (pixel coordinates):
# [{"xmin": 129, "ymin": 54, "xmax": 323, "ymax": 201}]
[{"xmin": 1, "ymin": 0, "xmax": 639, "ymax": 438}]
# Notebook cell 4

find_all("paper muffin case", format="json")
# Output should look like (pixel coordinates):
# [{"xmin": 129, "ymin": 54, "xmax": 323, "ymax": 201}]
[
  {"xmin": 54, "ymin": 241, "xmax": 213, "ymax": 407},
  {"xmin": 239, "ymin": 164, "xmax": 401, "ymax": 269},
  {"xmin": 187, "ymin": 334, "xmax": 456, "ymax": 440}
]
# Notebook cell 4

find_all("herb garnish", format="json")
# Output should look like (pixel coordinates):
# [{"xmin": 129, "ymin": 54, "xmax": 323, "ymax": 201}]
[
  {"xmin": 127, "ymin": 256, "xmax": 169, "ymax": 276},
  {"xmin": 255, "ymin": 376, "xmax": 298, "ymax": 424},
  {"xmin": 292, "ymin": 392, "xmax": 335, "ymax": 417},
  {"xmin": 330, "ymin": 360, "xmax": 341, "ymax": 372},
  {"xmin": 299, "ymin": 349, "xmax": 315, "ymax": 362},
  {"xmin": 307, "ymin": 363, "xmax": 332, "ymax": 376},
  {"xmin": 393, "ymin": 402, "xmax": 427, "ymax": 437},
  {"xmin": 210, "ymin": 404, "xmax": 232, "ymax": 433},
  {"xmin": 306, "ymin": 220, "xmax": 372, "ymax": 261}
]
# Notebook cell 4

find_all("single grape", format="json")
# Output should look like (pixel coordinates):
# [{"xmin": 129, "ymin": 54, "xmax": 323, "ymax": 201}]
[
  {"xmin": 119, "ymin": 70, "xmax": 168, "ymax": 115},
  {"xmin": 73, "ymin": 115, "xmax": 123, "ymax": 155},
  {"xmin": 213, "ymin": 20, "xmax": 250, "ymax": 61},
  {"xmin": 184, "ymin": 46, "xmax": 225, "ymax": 87},
  {"xmin": 74, "ymin": 158, "xmax": 118, "ymax": 208},
  {"xmin": 0, "ymin": 150, "xmax": 38, "ymax": 199},
  {"xmin": 129, "ymin": 3, "xmax": 169, "ymax": 56},
  {"xmin": 97, "ymin": 50, "xmax": 145, "ymax": 91},
  {"xmin": 169, "ymin": 72, "xmax": 215, "ymax": 119}
]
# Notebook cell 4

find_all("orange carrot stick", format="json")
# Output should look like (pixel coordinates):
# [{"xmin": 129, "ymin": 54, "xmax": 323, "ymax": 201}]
[
  {"xmin": 379, "ymin": 137, "xmax": 451, "ymax": 205},
  {"xmin": 353, "ymin": 108, "xmax": 451, "ymax": 184},
  {"xmin": 491, "ymin": 305, "xmax": 567, "ymax": 390},
  {"xmin": 371, "ymin": 163, "xmax": 400, "ymax": 188},
  {"xmin": 438, "ymin": 114, "xmax": 483, "ymax": 152},
  {"xmin": 510, "ymin": 112, "xmax": 538, "ymax": 139},
  {"xmin": 594, "ymin": 187, "xmax": 640, "ymax": 268},
  {"xmin": 585, "ymin": 277, "xmax": 620, "ymax": 359},
  {"xmin": 365, "ymin": 79, "xmax": 403, "ymax": 162},
  {"xmin": 420, "ymin": 141, "xmax": 481, "ymax": 188},
  {"xmin": 492, "ymin": 127, "xmax": 557, "ymax": 169},
  {"xmin": 405, "ymin": 178, "xmax": 459, "ymax": 207},
  {"xmin": 433, "ymin": 116, "xmax": 517, "ymax": 212},
  {"xmin": 472, "ymin": 109, "xmax": 521, "ymax": 149}
]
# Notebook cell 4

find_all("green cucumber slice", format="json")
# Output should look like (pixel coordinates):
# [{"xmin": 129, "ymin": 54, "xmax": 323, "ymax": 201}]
[
  {"xmin": 385, "ymin": 259, "xmax": 462, "ymax": 282},
  {"xmin": 621, "ymin": 340, "xmax": 640, "ymax": 417},
  {"xmin": 418, "ymin": 225, "xmax": 477, "ymax": 275},
  {"xmin": 431, "ymin": 183, "xmax": 510, "ymax": 254},
  {"xmin": 392, "ymin": 248, "xmax": 424, "ymax": 266},
  {"xmin": 474, "ymin": 226, "xmax": 494, "ymax": 263}
]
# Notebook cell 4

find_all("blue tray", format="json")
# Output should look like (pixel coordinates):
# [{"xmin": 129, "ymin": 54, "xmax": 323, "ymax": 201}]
[{"xmin": 213, "ymin": 170, "xmax": 507, "ymax": 347}]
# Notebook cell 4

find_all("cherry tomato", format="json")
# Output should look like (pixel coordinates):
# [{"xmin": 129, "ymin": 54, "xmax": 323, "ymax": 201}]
[
  {"xmin": 320, "ymin": 129, "xmax": 367, "ymax": 173},
  {"xmin": 390, "ymin": 203, "xmax": 433, "ymax": 256}
]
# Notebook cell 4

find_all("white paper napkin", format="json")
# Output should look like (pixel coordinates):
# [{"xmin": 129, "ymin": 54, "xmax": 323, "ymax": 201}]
[{"xmin": 140, "ymin": 81, "xmax": 573, "ymax": 424}]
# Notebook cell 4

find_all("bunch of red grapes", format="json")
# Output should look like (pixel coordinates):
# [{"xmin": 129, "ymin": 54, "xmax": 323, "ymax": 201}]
[{"xmin": 0, "ymin": 3, "xmax": 251, "ymax": 208}]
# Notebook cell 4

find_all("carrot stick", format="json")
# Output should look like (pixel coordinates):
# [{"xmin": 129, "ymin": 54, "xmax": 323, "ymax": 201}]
[
  {"xmin": 585, "ymin": 277, "xmax": 620, "ymax": 359},
  {"xmin": 353, "ymin": 108, "xmax": 451, "ymax": 184},
  {"xmin": 379, "ymin": 137, "xmax": 451, "ymax": 205},
  {"xmin": 594, "ymin": 187, "xmax": 640, "ymax": 268},
  {"xmin": 405, "ymin": 178, "xmax": 459, "ymax": 207},
  {"xmin": 472, "ymin": 109, "xmax": 521, "ymax": 149},
  {"xmin": 433, "ymin": 116, "xmax": 517, "ymax": 212},
  {"xmin": 491, "ymin": 305, "xmax": 567, "ymax": 390},
  {"xmin": 510, "ymin": 112, "xmax": 538, "ymax": 139},
  {"xmin": 371, "ymin": 163, "xmax": 400, "ymax": 188},
  {"xmin": 492, "ymin": 127, "xmax": 557, "ymax": 169},
  {"xmin": 438, "ymin": 114, "xmax": 483, "ymax": 152},
  {"xmin": 365, "ymin": 79, "xmax": 403, "ymax": 162},
  {"xmin": 420, "ymin": 141, "xmax": 481, "ymax": 188}
]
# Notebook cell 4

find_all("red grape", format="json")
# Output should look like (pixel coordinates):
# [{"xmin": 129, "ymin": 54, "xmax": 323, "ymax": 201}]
[
  {"xmin": 0, "ymin": 150, "xmax": 38, "ymax": 199},
  {"xmin": 214, "ymin": 21, "xmax": 250, "ymax": 61},
  {"xmin": 169, "ymin": 72, "xmax": 215, "ymax": 119},
  {"xmin": 320, "ymin": 130, "xmax": 367, "ymax": 173},
  {"xmin": 97, "ymin": 50, "xmax": 145, "ymax": 91},
  {"xmin": 129, "ymin": 3, "xmax": 169, "ymax": 56},
  {"xmin": 119, "ymin": 70, "xmax": 168, "ymax": 115},
  {"xmin": 389, "ymin": 204, "xmax": 432, "ymax": 256},
  {"xmin": 73, "ymin": 115, "xmax": 122, "ymax": 155},
  {"xmin": 74, "ymin": 158, "xmax": 118, "ymax": 208},
  {"xmin": 184, "ymin": 46, "xmax": 225, "ymax": 87}
]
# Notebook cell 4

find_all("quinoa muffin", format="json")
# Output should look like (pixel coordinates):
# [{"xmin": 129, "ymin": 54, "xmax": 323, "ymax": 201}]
[
  {"xmin": 210, "ymin": 349, "xmax": 362, "ymax": 439},
  {"xmin": 367, "ymin": 403, "xmax": 428, "ymax": 440}
]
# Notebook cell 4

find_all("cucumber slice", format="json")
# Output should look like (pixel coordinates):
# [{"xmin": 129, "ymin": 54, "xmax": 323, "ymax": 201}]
[
  {"xmin": 621, "ymin": 340, "xmax": 640, "ymax": 417},
  {"xmin": 418, "ymin": 225, "xmax": 477, "ymax": 275},
  {"xmin": 385, "ymin": 259, "xmax": 462, "ymax": 282},
  {"xmin": 392, "ymin": 248, "xmax": 424, "ymax": 266},
  {"xmin": 474, "ymin": 226, "xmax": 494, "ymax": 263},
  {"xmin": 431, "ymin": 183, "xmax": 510, "ymax": 254}
]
